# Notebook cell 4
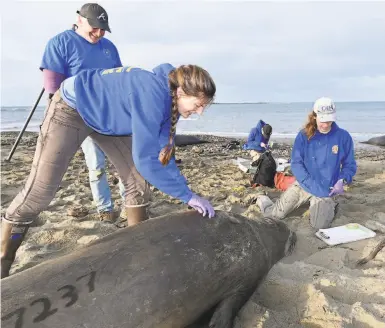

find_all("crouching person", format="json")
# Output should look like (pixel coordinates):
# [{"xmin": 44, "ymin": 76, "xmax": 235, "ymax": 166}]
[
  {"xmin": 256, "ymin": 97, "xmax": 357, "ymax": 229},
  {"xmin": 243, "ymin": 120, "xmax": 272, "ymax": 162}
]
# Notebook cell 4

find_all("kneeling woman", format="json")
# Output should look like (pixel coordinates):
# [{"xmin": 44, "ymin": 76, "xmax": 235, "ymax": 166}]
[
  {"xmin": 1, "ymin": 63, "xmax": 216, "ymax": 278},
  {"xmin": 256, "ymin": 97, "xmax": 357, "ymax": 229}
]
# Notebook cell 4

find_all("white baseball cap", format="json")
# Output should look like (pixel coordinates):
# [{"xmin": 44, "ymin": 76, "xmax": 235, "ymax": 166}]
[{"xmin": 313, "ymin": 97, "xmax": 336, "ymax": 122}]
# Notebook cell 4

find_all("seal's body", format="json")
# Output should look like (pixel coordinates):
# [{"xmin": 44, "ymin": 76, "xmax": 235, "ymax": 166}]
[
  {"xmin": 1, "ymin": 211, "xmax": 296, "ymax": 328},
  {"xmin": 362, "ymin": 135, "xmax": 385, "ymax": 147}
]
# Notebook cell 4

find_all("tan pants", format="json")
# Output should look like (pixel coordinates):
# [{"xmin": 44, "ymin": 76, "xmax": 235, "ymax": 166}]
[
  {"xmin": 249, "ymin": 150, "xmax": 262, "ymax": 162},
  {"xmin": 259, "ymin": 181, "xmax": 336, "ymax": 229},
  {"xmin": 4, "ymin": 91, "xmax": 150, "ymax": 225}
]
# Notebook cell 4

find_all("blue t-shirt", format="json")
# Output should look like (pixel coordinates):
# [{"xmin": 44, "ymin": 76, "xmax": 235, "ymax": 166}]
[
  {"xmin": 61, "ymin": 63, "xmax": 192, "ymax": 203},
  {"xmin": 40, "ymin": 29, "xmax": 121, "ymax": 77}
]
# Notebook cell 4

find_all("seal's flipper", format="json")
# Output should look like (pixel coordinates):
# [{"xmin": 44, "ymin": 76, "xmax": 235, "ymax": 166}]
[
  {"xmin": 185, "ymin": 307, "xmax": 214, "ymax": 328},
  {"xmin": 208, "ymin": 292, "xmax": 251, "ymax": 328}
]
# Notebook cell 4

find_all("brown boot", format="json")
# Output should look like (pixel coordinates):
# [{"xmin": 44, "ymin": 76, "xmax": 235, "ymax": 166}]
[
  {"xmin": 125, "ymin": 206, "xmax": 149, "ymax": 227},
  {"xmin": 1, "ymin": 221, "xmax": 29, "ymax": 279},
  {"xmin": 99, "ymin": 211, "xmax": 115, "ymax": 224}
]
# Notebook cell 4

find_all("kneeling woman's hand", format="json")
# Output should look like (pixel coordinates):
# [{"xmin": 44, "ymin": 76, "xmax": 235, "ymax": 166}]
[
  {"xmin": 188, "ymin": 194, "xmax": 215, "ymax": 218},
  {"xmin": 329, "ymin": 179, "xmax": 345, "ymax": 196}
]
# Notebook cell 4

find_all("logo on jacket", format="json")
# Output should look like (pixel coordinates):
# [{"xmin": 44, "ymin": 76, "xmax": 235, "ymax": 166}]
[
  {"xmin": 103, "ymin": 48, "xmax": 111, "ymax": 58},
  {"xmin": 332, "ymin": 145, "xmax": 339, "ymax": 154}
]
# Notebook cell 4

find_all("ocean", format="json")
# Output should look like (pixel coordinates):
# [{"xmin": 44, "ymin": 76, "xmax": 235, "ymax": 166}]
[{"xmin": 1, "ymin": 102, "xmax": 384, "ymax": 142}]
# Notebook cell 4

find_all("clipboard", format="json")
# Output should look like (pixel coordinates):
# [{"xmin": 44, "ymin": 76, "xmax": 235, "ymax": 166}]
[{"xmin": 315, "ymin": 223, "xmax": 376, "ymax": 246}]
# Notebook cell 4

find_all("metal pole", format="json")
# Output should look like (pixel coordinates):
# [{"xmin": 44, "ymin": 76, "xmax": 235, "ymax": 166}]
[{"xmin": 5, "ymin": 88, "xmax": 45, "ymax": 162}]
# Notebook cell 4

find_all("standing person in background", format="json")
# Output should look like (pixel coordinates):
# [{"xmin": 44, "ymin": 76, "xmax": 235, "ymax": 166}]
[
  {"xmin": 256, "ymin": 97, "xmax": 357, "ymax": 229},
  {"xmin": 243, "ymin": 120, "xmax": 273, "ymax": 162},
  {"xmin": 0, "ymin": 2, "xmax": 126, "ymax": 279},
  {"xmin": 40, "ymin": 3, "xmax": 125, "ymax": 223}
]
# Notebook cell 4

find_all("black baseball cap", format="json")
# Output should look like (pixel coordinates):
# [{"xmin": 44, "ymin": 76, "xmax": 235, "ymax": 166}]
[
  {"xmin": 262, "ymin": 124, "xmax": 272, "ymax": 137},
  {"xmin": 77, "ymin": 3, "xmax": 111, "ymax": 32}
]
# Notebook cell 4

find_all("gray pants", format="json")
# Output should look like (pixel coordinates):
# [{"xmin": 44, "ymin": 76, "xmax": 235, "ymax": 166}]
[
  {"xmin": 4, "ymin": 91, "xmax": 150, "ymax": 225},
  {"xmin": 259, "ymin": 182, "xmax": 336, "ymax": 229}
]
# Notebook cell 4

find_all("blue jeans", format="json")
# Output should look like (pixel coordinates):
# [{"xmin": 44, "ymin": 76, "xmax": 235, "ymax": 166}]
[{"xmin": 81, "ymin": 137, "xmax": 125, "ymax": 213}]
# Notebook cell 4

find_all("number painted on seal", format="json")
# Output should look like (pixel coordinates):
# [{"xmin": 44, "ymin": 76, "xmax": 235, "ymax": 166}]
[
  {"xmin": 57, "ymin": 285, "xmax": 78, "ymax": 307},
  {"xmin": 1, "ymin": 307, "xmax": 26, "ymax": 328},
  {"xmin": 30, "ymin": 298, "xmax": 58, "ymax": 323},
  {"xmin": 1, "ymin": 271, "xmax": 97, "ymax": 327},
  {"xmin": 76, "ymin": 271, "xmax": 96, "ymax": 292}
]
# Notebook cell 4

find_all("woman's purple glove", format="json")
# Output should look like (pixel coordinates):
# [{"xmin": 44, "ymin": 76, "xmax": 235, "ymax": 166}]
[
  {"xmin": 187, "ymin": 194, "xmax": 215, "ymax": 218},
  {"xmin": 329, "ymin": 179, "xmax": 344, "ymax": 196}
]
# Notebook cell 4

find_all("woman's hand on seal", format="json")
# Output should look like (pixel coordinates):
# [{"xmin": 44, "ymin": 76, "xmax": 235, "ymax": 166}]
[{"xmin": 188, "ymin": 194, "xmax": 215, "ymax": 218}]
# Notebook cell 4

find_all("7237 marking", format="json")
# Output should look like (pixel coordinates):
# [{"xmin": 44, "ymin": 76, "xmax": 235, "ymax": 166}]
[{"xmin": 1, "ymin": 270, "xmax": 97, "ymax": 328}]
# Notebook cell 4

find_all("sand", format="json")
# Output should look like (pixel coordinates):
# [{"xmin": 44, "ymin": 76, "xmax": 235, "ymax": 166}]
[{"xmin": 1, "ymin": 131, "xmax": 385, "ymax": 327}]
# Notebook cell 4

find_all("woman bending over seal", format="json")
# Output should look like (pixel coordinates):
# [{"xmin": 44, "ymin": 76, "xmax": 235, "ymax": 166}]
[
  {"xmin": 1, "ymin": 63, "xmax": 216, "ymax": 278},
  {"xmin": 256, "ymin": 97, "xmax": 357, "ymax": 229}
]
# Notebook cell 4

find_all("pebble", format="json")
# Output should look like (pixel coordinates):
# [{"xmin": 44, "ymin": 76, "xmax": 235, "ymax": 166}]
[{"xmin": 77, "ymin": 235, "xmax": 100, "ymax": 245}]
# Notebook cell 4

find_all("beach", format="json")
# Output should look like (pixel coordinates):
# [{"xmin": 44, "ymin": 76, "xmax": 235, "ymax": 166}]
[{"xmin": 1, "ymin": 131, "xmax": 385, "ymax": 327}]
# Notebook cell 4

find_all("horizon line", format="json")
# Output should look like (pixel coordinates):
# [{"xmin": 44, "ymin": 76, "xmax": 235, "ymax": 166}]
[{"xmin": 2, "ymin": 100, "xmax": 385, "ymax": 107}]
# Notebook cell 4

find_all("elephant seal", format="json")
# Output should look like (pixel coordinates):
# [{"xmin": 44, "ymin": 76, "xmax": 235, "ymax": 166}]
[
  {"xmin": 361, "ymin": 135, "xmax": 385, "ymax": 147},
  {"xmin": 175, "ymin": 134, "xmax": 209, "ymax": 146},
  {"xmin": 1, "ymin": 210, "xmax": 296, "ymax": 328}
]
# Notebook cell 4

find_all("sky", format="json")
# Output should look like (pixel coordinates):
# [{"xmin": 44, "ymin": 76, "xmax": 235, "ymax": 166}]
[{"xmin": 1, "ymin": 0, "xmax": 385, "ymax": 106}]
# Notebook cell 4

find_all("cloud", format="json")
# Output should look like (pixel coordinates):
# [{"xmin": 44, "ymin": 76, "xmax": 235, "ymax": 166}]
[{"xmin": 1, "ymin": 1, "xmax": 385, "ymax": 105}]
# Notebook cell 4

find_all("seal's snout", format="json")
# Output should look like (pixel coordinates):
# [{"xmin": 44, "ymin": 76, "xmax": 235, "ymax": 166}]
[{"xmin": 285, "ymin": 230, "xmax": 297, "ymax": 256}]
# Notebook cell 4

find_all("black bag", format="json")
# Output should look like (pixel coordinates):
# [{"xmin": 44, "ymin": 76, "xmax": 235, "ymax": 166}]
[{"xmin": 251, "ymin": 151, "xmax": 277, "ymax": 187}]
